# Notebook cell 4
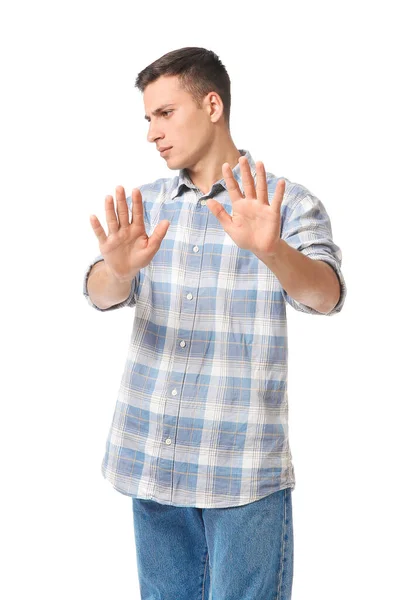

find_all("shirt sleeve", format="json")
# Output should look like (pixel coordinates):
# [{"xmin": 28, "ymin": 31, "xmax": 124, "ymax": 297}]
[{"xmin": 280, "ymin": 191, "xmax": 347, "ymax": 316}]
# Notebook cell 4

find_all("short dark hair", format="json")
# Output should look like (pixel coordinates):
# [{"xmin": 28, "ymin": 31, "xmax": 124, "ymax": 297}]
[{"xmin": 135, "ymin": 47, "xmax": 232, "ymax": 127}]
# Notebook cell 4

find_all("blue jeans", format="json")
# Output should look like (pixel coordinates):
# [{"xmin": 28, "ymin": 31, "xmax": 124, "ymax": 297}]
[{"xmin": 131, "ymin": 487, "xmax": 294, "ymax": 600}]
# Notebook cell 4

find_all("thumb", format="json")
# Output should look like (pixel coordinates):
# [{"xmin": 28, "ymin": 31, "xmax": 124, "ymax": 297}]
[
  {"xmin": 206, "ymin": 198, "xmax": 231, "ymax": 227},
  {"xmin": 147, "ymin": 220, "xmax": 170, "ymax": 252}
]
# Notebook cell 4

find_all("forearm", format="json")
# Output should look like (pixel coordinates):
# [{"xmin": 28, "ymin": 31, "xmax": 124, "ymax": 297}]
[
  {"xmin": 87, "ymin": 261, "xmax": 139, "ymax": 310},
  {"xmin": 255, "ymin": 239, "xmax": 341, "ymax": 314}
]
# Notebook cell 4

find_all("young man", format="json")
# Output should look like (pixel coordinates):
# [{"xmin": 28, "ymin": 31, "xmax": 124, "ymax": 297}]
[{"xmin": 83, "ymin": 47, "xmax": 346, "ymax": 600}]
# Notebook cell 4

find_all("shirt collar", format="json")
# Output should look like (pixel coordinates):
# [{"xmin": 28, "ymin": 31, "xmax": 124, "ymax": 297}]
[{"xmin": 170, "ymin": 148, "xmax": 257, "ymax": 200}]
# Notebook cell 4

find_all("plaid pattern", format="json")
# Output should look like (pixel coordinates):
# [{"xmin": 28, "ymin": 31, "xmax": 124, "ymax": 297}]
[{"xmin": 83, "ymin": 149, "xmax": 347, "ymax": 508}]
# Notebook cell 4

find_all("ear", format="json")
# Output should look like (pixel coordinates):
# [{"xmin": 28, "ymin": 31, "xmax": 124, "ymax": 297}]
[{"xmin": 204, "ymin": 91, "xmax": 224, "ymax": 123}]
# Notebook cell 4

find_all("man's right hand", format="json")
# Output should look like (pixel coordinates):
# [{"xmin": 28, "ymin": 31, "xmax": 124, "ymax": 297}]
[{"xmin": 89, "ymin": 186, "xmax": 170, "ymax": 282}]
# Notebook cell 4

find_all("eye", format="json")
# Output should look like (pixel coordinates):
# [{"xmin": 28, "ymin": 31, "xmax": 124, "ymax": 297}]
[{"xmin": 162, "ymin": 110, "xmax": 173, "ymax": 117}]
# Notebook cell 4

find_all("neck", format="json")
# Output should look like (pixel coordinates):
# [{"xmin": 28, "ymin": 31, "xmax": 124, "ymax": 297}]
[{"xmin": 185, "ymin": 138, "xmax": 242, "ymax": 196}]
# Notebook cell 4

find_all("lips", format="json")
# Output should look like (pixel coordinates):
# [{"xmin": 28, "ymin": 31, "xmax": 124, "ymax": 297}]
[{"xmin": 158, "ymin": 146, "xmax": 172, "ymax": 153}]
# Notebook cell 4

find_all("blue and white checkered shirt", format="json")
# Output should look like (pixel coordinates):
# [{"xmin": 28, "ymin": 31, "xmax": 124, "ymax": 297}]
[{"xmin": 83, "ymin": 148, "xmax": 347, "ymax": 508}]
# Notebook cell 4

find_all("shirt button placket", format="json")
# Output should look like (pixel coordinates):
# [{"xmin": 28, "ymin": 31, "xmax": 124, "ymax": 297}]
[{"xmin": 163, "ymin": 192, "xmax": 207, "ymax": 504}]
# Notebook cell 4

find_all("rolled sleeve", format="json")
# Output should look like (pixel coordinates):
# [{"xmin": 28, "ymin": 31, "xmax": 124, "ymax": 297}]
[
  {"xmin": 280, "ymin": 192, "xmax": 347, "ymax": 316},
  {"xmin": 82, "ymin": 254, "xmax": 139, "ymax": 312}
]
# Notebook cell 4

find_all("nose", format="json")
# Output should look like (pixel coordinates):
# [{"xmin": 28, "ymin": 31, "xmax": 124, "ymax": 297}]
[{"xmin": 147, "ymin": 120, "xmax": 164, "ymax": 144}]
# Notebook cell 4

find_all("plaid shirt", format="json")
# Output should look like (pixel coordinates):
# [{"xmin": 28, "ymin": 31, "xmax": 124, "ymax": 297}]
[{"xmin": 83, "ymin": 149, "xmax": 347, "ymax": 508}]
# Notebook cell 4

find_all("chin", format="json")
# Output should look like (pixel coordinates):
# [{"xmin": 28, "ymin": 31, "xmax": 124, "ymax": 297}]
[
  {"xmin": 164, "ymin": 158, "xmax": 184, "ymax": 171},
  {"xmin": 164, "ymin": 159, "xmax": 176, "ymax": 170}
]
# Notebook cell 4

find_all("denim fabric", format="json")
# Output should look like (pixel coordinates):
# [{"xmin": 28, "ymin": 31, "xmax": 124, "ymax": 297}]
[{"xmin": 131, "ymin": 487, "xmax": 294, "ymax": 599}]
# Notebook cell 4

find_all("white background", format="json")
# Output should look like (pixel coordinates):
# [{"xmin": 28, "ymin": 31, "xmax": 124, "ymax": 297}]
[{"xmin": 1, "ymin": 0, "xmax": 402, "ymax": 598}]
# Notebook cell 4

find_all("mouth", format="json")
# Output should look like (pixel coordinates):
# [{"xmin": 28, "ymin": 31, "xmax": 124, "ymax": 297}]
[{"xmin": 159, "ymin": 147, "xmax": 172, "ymax": 156}]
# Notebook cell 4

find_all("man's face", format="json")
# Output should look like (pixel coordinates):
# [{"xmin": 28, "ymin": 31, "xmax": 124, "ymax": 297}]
[{"xmin": 143, "ymin": 75, "xmax": 214, "ymax": 170}]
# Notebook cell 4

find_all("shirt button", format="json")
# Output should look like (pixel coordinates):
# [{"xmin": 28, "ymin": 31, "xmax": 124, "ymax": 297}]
[
  {"xmin": 180, "ymin": 340, "xmax": 186, "ymax": 347},
  {"xmin": 171, "ymin": 389, "xmax": 177, "ymax": 396},
  {"xmin": 193, "ymin": 245, "xmax": 199, "ymax": 252},
  {"xmin": 200, "ymin": 199, "xmax": 207, "ymax": 206},
  {"xmin": 165, "ymin": 438, "xmax": 172, "ymax": 445},
  {"xmin": 186, "ymin": 293, "xmax": 193, "ymax": 300}
]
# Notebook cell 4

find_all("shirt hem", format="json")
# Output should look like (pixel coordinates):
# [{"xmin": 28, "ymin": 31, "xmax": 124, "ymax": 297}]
[{"xmin": 101, "ymin": 464, "xmax": 295, "ymax": 508}]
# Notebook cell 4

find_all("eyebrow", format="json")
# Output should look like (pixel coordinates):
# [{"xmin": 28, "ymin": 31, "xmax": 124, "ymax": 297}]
[{"xmin": 144, "ymin": 104, "xmax": 175, "ymax": 121}]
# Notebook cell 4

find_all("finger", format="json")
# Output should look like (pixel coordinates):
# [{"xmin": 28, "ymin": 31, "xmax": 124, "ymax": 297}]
[
  {"xmin": 130, "ymin": 188, "xmax": 146, "ymax": 230},
  {"xmin": 270, "ymin": 179, "xmax": 286, "ymax": 214},
  {"xmin": 89, "ymin": 214, "xmax": 107, "ymax": 244},
  {"xmin": 238, "ymin": 155, "xmax": 256, "ymax": 199},
  {"xmin": 206, "ymin": 198, "xmax": 232, "ymax": 229},
  {"xmin": 255, "ymin": 161, "xmax": 269, "ymax": 204},
  {"xmin": 105, "ymin": 195, "xmax": 119, "ymax": 235},
  {"xmin": 222, "ymin": 162, "xmax": 243, "ymax": 202},
  {"xmin": 115, "ymin": 185, "xmax": 129, "ymax": 228},
  {"xmin": 147, "ymin": 220, "xmax": 170, "ymax": 253}
]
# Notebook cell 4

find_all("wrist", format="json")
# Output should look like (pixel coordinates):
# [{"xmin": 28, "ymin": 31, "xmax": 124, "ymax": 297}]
[
  {"xmin": 254, "ymin": 238, "xmax": 285, "ymax": 263},
  {"xmin": 104, "ymin": 262, "xmax": 132, "ymax": 285}
]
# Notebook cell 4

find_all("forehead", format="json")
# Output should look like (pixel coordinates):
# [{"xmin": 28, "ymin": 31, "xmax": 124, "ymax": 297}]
[{"xmin": 143, "ymin": 75, "xmax": 191, "ymax": 108}]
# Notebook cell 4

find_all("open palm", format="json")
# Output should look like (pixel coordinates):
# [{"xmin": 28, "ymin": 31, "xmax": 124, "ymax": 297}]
[
  {"xmin": 89, "ymin": 186, "xmax": 170, "ymax": 281},
  {"xmin": 206, "ymin": 156, "xmax": 285, "ymax": 257}
]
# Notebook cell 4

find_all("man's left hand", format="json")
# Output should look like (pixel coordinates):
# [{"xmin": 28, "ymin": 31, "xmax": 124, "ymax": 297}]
[{"xmin": 206, "ymin": 156, "xmax": 286, "ymax": 257}]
